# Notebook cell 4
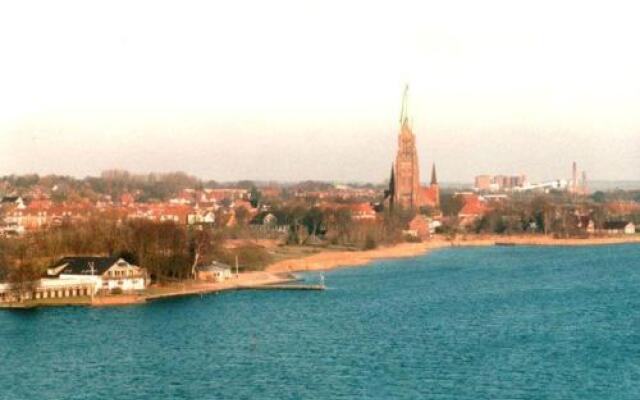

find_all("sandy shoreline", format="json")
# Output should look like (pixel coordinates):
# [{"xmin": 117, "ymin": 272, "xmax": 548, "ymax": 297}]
[
  {"xmin": 266, "ymin": 234, "xmax": 640, "ymax": 274},
  {"xmin": 3, "ymin": 234, "xmax": 638, "ymax": 308}
]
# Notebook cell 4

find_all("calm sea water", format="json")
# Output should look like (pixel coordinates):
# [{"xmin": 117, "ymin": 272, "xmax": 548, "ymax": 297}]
[{"xmin": 1, "ymin": 244, "xmax": 639, "ymax": 399}]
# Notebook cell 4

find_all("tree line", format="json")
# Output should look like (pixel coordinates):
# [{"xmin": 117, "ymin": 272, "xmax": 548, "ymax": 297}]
[{"xmin": 0, "ymin": 217, "xmax": 273, "ymax": 286}]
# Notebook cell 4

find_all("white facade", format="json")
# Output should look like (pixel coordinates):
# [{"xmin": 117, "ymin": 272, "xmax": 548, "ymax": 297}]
[
  {"xmin": 0, "ymin": 278, "xmax": 95, "ymax": 303},
  {"xmin": 625, "ymin": 223, "xmax": 636, "ymax": 235}
]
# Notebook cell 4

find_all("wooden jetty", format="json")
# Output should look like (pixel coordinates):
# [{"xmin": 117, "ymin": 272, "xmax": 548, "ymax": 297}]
[{"xmin": 239, "ymin": 283, "xmax": 326, "ymax": 291}]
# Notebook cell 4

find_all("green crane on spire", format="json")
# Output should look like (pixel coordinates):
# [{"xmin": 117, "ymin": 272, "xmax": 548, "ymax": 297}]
[{"xmin": 399, "ymin": 84, "xmax": 410, "ymax": 126}]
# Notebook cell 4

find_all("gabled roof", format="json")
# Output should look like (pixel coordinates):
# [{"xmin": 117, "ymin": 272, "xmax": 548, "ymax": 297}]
[
  {"xmin": 195, "ymin": 261, "xmax": 232, "ymax": 272},
  {"xmin": 420, "ymin": 186, "xmax": 439, "ymax": 206},
  {"xmin": 458, "ymin": 195, "xmax": 487, "ymax": 217},
  {"xmin": 603, "ymin": 221, "xmax": 633, "ymax": 230},
  {"xmin": 49, "ymin": 256, "xmax": 123, "ymax": 276},
  {"xmin": 349, "ymin": 202, "xmax": 375, "ymax": 213},
  {"xmin": 1, "ymin": 196, "xmax": 22, "ymax": 203},
  {"xmin": 250, "ymin": 211, "xmax": 278, "ymax": 225}
]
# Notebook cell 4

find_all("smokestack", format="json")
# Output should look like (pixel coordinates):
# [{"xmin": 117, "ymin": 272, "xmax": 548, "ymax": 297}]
[
  {"xmin": 572, "ymin": 161, "xmax": 577, "ymax": 192},
  {"xmin": 581, "ymin": 170, "xmax": 588, "ymax": 195}
]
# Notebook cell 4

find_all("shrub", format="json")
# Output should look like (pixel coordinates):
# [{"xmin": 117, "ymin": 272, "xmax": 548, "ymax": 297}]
[
  {"xmin": 363, "ymin": 235, "xmax": 377, "ymax": 250},
  {"xmin": 404, "ymin": 234, "xmax": 422, "ymax": 243},
  {"xmin": 216, "ymin": 244, "xmax": 273, "ymax": 272}
]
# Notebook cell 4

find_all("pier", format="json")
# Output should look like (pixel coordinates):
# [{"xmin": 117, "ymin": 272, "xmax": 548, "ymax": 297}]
[{"xmin": 239, "ymin": 284, "xmax": 326, "ymax": 291}]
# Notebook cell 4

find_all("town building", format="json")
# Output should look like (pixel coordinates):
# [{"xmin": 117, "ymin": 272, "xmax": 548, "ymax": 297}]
[
  {"xmin": 474, "ymin": 174, "xmax": 527, "ymax": 192},
  {"xmin": 250, "ymin": 212, "xmax": 288, "ymax": 233},
  {"xmin": 456, "ymin": 192, "xmax": 489, "ymax": 226},
  {"xmin": 406, "ymin": 215, "xmax": 430, "ymax": 239},
  {"xmin": 187, "ymin": 208, "xmax": 216, "ymax": 226},
  {"xmin": 349, "ymin": 202, "xmax": 377, "ymax": 220}
]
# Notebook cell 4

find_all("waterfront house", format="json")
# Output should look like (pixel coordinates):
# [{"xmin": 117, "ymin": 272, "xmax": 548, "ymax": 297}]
[
  {"xmin": 602, "ymin": 221, "xmax": 636, "ymax": 235},
  {"xmin": 47, "ymin": 256, "xmax": 147, "ymax": 294},
  {"xmin": 194, "ymin": 261, "xmax": 233, "ymax": 282}
]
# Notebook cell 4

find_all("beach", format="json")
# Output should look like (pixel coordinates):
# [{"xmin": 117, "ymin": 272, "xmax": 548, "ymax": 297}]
[{"xmin": 266, "ymin": 234, "xmax": 640, "ymax": 274}]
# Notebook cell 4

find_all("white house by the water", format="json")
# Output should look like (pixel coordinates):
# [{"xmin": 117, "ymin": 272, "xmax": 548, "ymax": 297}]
[
  {"xmin": 194, "ymin": 261, "xmax": 233, "ymax": 282},
  {"xmin": 47, "ymin": 256, "xmax": 147, "ymax": 293},
  {"xmin": 0, "ymin": 256, "xmax": 147, "ymax": 303}
]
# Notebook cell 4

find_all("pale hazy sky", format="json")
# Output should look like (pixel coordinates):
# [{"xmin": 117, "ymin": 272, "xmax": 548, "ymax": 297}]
[{"xmin": 0, "ymin": 0, "xmax": 638, "ymax": 183}]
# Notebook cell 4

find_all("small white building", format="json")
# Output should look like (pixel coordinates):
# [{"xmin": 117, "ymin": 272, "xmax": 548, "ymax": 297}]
[
  {"xmin": 0, "ymin": 223, "xmax": 25, "ymax": 237},
  {"xmin": 195, "ymin": 261, "xmax": 233, "ymax": 282},
  {"xmin": 603, "ymin": 221, "xmax": 636, "ymax": 235}
]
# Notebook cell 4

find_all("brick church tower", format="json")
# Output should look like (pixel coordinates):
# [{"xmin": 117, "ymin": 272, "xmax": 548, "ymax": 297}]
[{"xmin": 393, "ymin": 85, "xmax": 422, "ymax": 209}]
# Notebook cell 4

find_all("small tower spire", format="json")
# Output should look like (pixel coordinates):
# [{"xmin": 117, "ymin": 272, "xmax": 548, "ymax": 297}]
[
  {"xmin": 386, "ymin": 163, "xmax": 396, "ymax": 211},
  {"xmin": 430, "ymin": 163, "xmax": 438, "ymax": 185}
]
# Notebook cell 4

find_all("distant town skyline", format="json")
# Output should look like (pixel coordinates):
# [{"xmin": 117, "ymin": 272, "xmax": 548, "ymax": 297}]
[{"xmin": 1, "ymin": 0, "xmax": 639, "ymax": 182}]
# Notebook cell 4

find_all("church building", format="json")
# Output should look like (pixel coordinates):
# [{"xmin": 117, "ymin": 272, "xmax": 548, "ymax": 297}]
[{"xmin": 386, "ymin": 85, "xmax": 440, "ymax": 210}]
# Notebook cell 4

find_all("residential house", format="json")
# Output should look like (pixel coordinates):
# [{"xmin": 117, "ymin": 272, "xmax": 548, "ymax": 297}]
[
  {"xmin": 349, "ymin": 202, "xmax": 377, "ymax": 221},
  {"xmin": 1, "ymin": 196, "xmax": 26, "ymax": 209},
  {"xmin": 250, "ymin": 212, "xmax": 287, "ymax": 233},
  {"xmin": 206, "ymin": 188, "xmax": 249, "ymax": 202},
  {"xmin": 187, "ymin": 209, "xmax": 216, "ymax": 226}
]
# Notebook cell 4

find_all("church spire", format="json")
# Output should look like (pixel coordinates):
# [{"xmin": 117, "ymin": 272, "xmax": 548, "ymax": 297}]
[
  {"xmin": 430, "ymin": 163, "xmax": 438, "ymax": 185},
  {"xmin": 399, "ymin": 84, "xmax": 409, "ymax": 127},
  {"xmin": 389, "ymin": 163, "xmax": 395, "ymax": 202}
]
